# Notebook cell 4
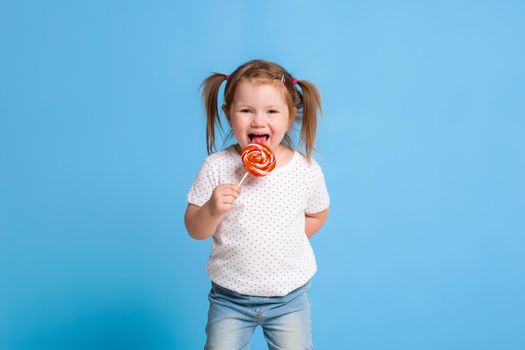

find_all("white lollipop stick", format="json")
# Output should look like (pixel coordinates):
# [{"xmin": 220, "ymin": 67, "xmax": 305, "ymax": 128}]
[{"xmin": 238, "ymin": 172, "xmax": 249, "ymax": 186}]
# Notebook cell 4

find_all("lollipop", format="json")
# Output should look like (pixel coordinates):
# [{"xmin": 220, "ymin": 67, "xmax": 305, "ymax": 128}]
[{"xmin": 238, "ymin": 143, "xmax": 276, "ymax": 185}]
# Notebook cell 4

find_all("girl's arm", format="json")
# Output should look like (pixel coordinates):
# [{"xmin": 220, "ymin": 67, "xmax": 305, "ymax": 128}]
[
  {"xmin": 184, "ymin": 203, "xmax": 222, "ymax": 240},
  {"xmin": 305, "ymin": 208, "xmax": 329, "ymax": 238},
  {"xmin": 184, "ymin": 183, "xmax": 240, "ymax": 240}
]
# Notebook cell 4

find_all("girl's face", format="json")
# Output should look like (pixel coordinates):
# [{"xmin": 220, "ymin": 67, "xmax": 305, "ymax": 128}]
[{"xmin": 224, "ymin": 79, "xmax": 295, "ymax": 153}]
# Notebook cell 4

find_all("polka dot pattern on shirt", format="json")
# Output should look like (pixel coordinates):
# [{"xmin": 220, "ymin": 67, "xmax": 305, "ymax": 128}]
[{"xmin": 187, "ymin": 145, "xmax": 330, "ymax": 296}]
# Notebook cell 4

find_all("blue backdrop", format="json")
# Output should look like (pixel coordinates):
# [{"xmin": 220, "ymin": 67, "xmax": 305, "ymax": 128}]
[{"xmin": 1, "ymin": 0, "xmax": 524, "ymax": 349}]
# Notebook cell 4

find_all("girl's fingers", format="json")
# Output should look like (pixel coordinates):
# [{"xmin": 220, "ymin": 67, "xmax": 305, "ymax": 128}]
[
  {"xmin": 220, "ymin": 187, "xmax": 240, "ymax": 197},
  {"xmin": 221, "ymin": 194, "xmax": 238, "ymax": 204}
]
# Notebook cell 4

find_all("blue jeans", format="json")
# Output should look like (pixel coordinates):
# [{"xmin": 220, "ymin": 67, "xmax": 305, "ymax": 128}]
[{"xmin": 204, "ymin": 280, "xmax": 314, "ymax": 350}]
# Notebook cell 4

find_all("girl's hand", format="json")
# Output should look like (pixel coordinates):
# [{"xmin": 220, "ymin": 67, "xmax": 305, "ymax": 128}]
[{"xmin": 207, "ymin": 184, "xmax": 241, "ymax": 217}]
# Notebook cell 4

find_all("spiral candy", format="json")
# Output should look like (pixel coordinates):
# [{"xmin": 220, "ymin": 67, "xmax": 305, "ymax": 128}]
[{"xmin": 241, "ymin": 143, "xmax": 276, "ymax": 177}]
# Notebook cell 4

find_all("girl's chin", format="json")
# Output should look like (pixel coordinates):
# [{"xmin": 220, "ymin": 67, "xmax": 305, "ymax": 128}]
[
  {"xmin": 241, "ymin": 140, "xmax": 270, "ymax": 147},
  {"xmin": 237, "ymin": 140, "xmax": 279, "ymax": 151}
]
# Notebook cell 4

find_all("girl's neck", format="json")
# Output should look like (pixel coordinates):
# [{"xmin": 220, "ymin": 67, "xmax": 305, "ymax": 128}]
[{"xmin": 233, "ymin": 143, "xmax": 294, "ymax": 169}]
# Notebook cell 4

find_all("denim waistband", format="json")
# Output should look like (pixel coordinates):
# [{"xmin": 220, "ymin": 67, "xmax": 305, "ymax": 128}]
[{"xmin": 211, "ymin": 279, "xmax": 311, "ymax": 298}]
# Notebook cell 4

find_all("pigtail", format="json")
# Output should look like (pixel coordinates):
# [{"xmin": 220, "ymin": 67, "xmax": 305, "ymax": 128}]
[
  {"xmin": 201, "ymin": 73, "xmax": 228, "ymax": 154},
  {"xmin": 296, "ymin": 80, "xmax": 322, "ymax": 161}
]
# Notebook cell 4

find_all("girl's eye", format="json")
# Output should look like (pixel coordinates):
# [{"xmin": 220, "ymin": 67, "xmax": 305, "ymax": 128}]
[
  {"xmin": 268, "ymin": 110, "xmax": 279, "ymax": 114},
  {"xmin": 240, "ymin": 109, "xmax": 252, "ymax": 113}
]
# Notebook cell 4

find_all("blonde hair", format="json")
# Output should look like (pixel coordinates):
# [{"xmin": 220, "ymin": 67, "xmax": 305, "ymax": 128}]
[{"xmin": 201, "ymin": 59, "xmax": 322, "ymax": 161}]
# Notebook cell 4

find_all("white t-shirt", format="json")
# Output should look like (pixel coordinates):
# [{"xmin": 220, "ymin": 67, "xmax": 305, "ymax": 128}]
[{"xmin": 187, "ymin": 145, "xmax": 330, "ymax": 296}]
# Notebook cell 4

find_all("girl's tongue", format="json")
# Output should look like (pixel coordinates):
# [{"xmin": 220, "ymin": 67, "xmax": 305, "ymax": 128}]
[{"xmin": 251, "ymin": 135, "xmax": 267, "ymax": 144}]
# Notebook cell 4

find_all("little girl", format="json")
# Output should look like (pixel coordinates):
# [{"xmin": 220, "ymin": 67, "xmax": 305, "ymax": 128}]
[{"xmin": 185, "ymin": 59, "xmax": 329, "ymax": 350}]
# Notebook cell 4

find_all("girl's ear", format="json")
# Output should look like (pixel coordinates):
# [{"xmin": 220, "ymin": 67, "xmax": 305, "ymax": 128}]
[
  {"xmin": 289, "ymin": 107, "xmax": 298, "ymax": 128},
  {"xmin": 222, "ymin": 104, "xmax": 230, "ymax": 123}
]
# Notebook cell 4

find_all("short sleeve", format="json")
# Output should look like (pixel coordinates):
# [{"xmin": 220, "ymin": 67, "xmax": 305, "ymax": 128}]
[
  {"xmin": 305, "ymin": 161, "xmax": 330, "ymax": 214},
  {"xmin": 187, "ymin": 159, "xmax": 217, "ymax": 207}
]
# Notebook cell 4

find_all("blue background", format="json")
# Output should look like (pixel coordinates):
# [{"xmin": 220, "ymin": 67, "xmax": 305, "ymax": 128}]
[{"xmin": 1, "ymin": 0, "xmax": 524, "ymax": 349}]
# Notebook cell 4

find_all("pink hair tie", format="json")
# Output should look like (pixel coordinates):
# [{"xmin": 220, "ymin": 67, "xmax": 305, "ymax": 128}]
[
  {"xmin": 292, "ymin": 78, "xmax": 299, "ymax": 85},
  {"xmin": 225, "ymin": 74, "xmax": 230, "ymax": 80}
]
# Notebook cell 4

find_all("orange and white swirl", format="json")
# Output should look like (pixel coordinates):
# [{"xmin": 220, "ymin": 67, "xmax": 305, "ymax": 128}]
[{"xmin": 241, "ymin": 143, "xmax": 276, "ymax": 177}]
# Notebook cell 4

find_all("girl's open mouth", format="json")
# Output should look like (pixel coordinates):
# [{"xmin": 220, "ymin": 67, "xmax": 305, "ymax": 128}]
[{"xmin": 248, "ymin": 134, "xmax": 269, "ymax": 144}]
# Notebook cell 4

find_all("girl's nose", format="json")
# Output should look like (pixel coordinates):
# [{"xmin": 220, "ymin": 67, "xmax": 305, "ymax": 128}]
[{"xmin": 251, "ymin": 112, "xmax": 266, "ymax": 126}]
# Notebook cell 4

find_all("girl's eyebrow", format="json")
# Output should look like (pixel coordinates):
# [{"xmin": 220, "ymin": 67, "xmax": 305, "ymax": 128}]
[{"xmin": 234, "ymin": 103, "xmax": 282, "ymax": 108}]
